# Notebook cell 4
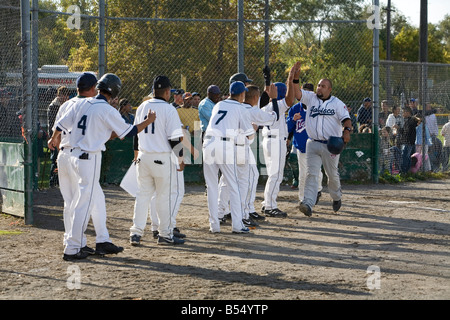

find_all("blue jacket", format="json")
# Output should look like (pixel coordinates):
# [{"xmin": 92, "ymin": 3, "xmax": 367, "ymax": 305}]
[{"xmin": 286, "ymin": 102, "xmax": 309, "ymax": 153}]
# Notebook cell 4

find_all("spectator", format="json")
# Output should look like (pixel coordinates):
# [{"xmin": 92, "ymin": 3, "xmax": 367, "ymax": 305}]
[
  {"xmin": 415, "ymin": 114, "xmax": 432, "ymax": 171},
  {"xmin": 357, "ymin": 97, "xmax": 373, "ymax": 128},
  {"xmin": 385, "ymin": 105, "xmax": 403, "ymax": 148},
  {"xmin": 47, "ymin": 86, "xmax": 70, "ymax": 188},
  {"xmin": 191, "ymin": 92, "xmax": 201, "ymax": 109},
  {"xmin": 440, "ymin": 116, "xmax": 450, "ymax": 171},
  {"xmin": 198, "ymin": 85, "xmax": 222, "ymax": 136},
  {"xmin": 378, "ymin": 100, "xmax": 391, "ymax": 128},
  {"xmin": 398, "ymin": 106, "xmax": 419, "ymax": 174},
  {"xmin": 346, "ymin": 104, "xmax": 358, "ymax": 134},
  {"xmin": 171, "ymin": 89, "xmax": 184, "ymax": 109},
  {"xmin": 358, "ymin": 123, "xmax": 372, "ymax": 133},
  {"xmin": 119, "ymin": 98, "xmax": 135, "ymax": 124},
  {"xmin": 409, "ymin": 98, "xmax": 419, "ymax": 115},
  {"xmin": 425, "ymin": 103, "xmax": 439, "ymax": 137},
  {"xmin": 177, "ymin": 92, "xmax": 200, "ymax": 134}
]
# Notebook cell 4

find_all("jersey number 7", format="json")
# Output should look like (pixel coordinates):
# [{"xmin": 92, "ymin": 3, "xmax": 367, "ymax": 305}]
[{"xmin": 215, "ymin": 110, "xmax": 228, "ymax": 125}]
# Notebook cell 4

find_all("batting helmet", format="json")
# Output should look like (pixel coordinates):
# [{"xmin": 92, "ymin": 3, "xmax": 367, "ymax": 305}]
[
  {"xmin": 327, "ymin": 136, "xmax": 345, "ymax": 155},
  {"xmin": 274, "ymin": 82, "xmax": 287, "ymax": 100},
  {"xmin": 96, "ymin": 73, "xmax": 122, "ymax": 99},
  {"xmin": 229, "ymin": 73, "xmax": 252, "ymax": 85}
]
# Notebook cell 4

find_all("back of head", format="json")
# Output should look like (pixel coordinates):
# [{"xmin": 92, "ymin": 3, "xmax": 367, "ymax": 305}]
[
  {"xmin": 274, "ymin": 82, "xmax": 287, "ymax": 100},
  {"xmin": 96, "ymin": 73, "xmax": 122, "ymax": 99},
  {"xmin": 245, "ymin": 85, "xmax": 260, "ymax": 103}
]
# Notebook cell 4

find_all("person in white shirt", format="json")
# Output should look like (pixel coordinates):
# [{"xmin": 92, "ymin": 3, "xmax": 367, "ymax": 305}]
[
  {"xmin": 203, "ymin": 81, "xmax": 255, "ymax": 234},
  {"xmin": 48, "ymin": 73, "xmax": 156, "ymax": 261},
  {"xmin": 129, "ymin": 75, "xmax": 185, "ymax": 246}
]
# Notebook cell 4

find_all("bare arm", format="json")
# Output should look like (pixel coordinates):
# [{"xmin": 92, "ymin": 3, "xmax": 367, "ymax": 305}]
[{"xmin": 285, "ymin": 61, "xmax": 301, "ymax": 107}]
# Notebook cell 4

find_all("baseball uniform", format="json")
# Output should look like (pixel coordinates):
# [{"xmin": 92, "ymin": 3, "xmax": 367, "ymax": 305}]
[
  {"xmin": 286, "ymin": 102, "xmax": 323, "ymax": 201},
  {"xmin": 56, "ymin": 94, "xmax": 135, "ymax": 255},
  {"xmin": 218, "ymin": 102, "xmax": 277, "ymax": 221},
  {"xmin": 129, "ymin": 97, "xmax": 184, "ymax": 241},
  {"xmin": 203, "ymin": 98, "xmax": 254, "ymax": 233},
  {"xmin": 261, "ymin": 98, "xmax": 290, "ymax": 214},
  {"xmin": 300, "ymin": 89, "xmax": 350, "ymax": 209}
]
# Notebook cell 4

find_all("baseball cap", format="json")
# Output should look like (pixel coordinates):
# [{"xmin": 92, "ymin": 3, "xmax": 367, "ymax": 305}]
[
  {"xmin": 183, "ymin": 92, "xmax": 192, "ymax": 100},
  {"xmin": 192, "ymin": 92, "xmax": 201, "ymax": 97},
  {"xmin": 153, "ymin": 75, "xmax": 171, "ymax": 90},
  {"xmin": 207, "ymin": 85, "xmax": 221, "ymax": 95},
  {"xmin": 76, "ymin": 72, "xmax": 97, "ymax": 91},
  {"xmin": 229, "ymin": 81, "xmax": 248, "ymax": 95},
  {"xmin": 363, "ymin": 97, "xmax": 372, "ymax": 102},
  {"xmin": 171, "ymin": 88, "xmax": 185, "ymax": 95}
]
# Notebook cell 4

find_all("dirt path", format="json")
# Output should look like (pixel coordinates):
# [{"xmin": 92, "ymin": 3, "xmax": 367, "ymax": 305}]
[{"xmin": 1, "ymin": 179, "xmax": 449, "ymax": 301}]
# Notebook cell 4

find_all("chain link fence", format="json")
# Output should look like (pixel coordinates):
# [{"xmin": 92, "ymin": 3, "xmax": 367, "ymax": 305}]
[
  {"xmin": 2, "ymin": 0, "xmax": 449, "ymax": 222},
  {"xmin": 379, "ymin": 60, "xmax": 450, "ymax": 175}
]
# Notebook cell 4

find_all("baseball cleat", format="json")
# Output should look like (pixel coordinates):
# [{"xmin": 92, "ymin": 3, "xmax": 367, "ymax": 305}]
[
  {"xmin": 130, "ymin": 234, "xmax": 141, "ymax": 246},
  {"xmin": 63, "ymin": 250, "xmax": 89, "ymax": 261},
  {"xmin": 81, "ymin": 246, "xmax": 96, "ymax": 255},
  {"xmin": 232, "ymin": 227, "xmax": 251, "ymax": 234},
  {"xmin": 264, "ymin": 208, "xmax": 287, "ymax": 218},
  {"xmin": 299, "ymin": 202, "xmax": 312, "ymax": 217},
  {"xmin": 157, "ymin": 235, "xmax": 185, "ymax": 245},
  {"xmin": 95, "ymin": 242, "xmax": 124, "ymax": 255},
  {"xmin": 152, "ymin": 230, "xmax": 159, "ymax": 239},
  {"xmin": 242, "ymin": 218, "xmax": 259, "ymax": 229},
  {"xmin": 249, "ymin": 212, "xmax": 266, "ymax": 221},
  {"xmin": 173, "ymin": 227, "xmax": 186, "ymax": 239},
  {"xmin": 332, "ymin": 199, "xmax": 342, "ymax": 213}
]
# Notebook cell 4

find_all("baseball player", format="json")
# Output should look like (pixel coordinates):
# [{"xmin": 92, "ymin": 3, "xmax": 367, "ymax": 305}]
[
  {"xmin": 48, "ymin": 73, "xmax": 156, "ymax": 261},
  {"xmin": 52, "ymin": 72, "xmax": 98, "ymax": 253},
  {"xmin": 217, "ymin": 84, "xmax": 279, "ymax": 226},
  {"xmin": 287, "ymin": 62, "xmax": 352, "ymax": 216},
  {"xmin": 260, "ymin": 75, "xmax": 296, "ymax": 217},
  {"xmin": 203, "ymin": 81, "xmax": 254, "ymax": 234},
  {"xmin": 129, "ymin": 75, "xmax": 185, "ymax": 245}
]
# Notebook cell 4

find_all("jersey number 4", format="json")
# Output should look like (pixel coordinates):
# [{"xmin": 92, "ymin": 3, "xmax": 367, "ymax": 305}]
[
  {"xmin": 144, "ymin": 115, "xmax": 155, "ymax": 134},
  {"xmin": 77, "ymin": 115, "xmax": 87, "ymax": 135}
]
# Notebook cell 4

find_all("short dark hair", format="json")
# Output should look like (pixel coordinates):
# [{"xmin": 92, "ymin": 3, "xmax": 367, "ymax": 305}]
[
  {"xmin": 245, "ymin": 85, "xmax": 260, "ymax": 100},
  {"xmin": 302, "ymin": 83, "xmax": 314, "ymax": 91}
]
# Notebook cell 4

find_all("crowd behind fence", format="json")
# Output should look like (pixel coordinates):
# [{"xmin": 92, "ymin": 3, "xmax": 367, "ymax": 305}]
[{"xmin": 1, "ymin": 0, "xmax": 449, "ymax": 201}]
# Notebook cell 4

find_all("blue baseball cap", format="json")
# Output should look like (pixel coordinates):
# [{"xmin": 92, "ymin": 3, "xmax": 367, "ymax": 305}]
[
  {"xmin": 229, "ymin": 81, "xmax": 248, "ymax": 95},
  {"xmin": 76, "ymin": 72, "xmax": 97, "ymax": 91}
]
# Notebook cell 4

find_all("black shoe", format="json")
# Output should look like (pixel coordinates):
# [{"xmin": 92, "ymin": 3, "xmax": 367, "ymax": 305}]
[
  {"xmin": 152, "ymin": 230, "xmax": 159, "ymax": 239},
  {"xmin": 224, "ymin": 213, "xmax": 231, "ymax": 220},
  {"xmin": 261, "ymin": 206, "xmax": 265, "ymax": 214},
  {"xmin": 332, "ymin": 199, "xmax": 342, "ymax": 213},
  {"xmin": 63, "ymin": 250, "xmax": 89, "ymax": 261},
  {"xmin": 243, "ymin": 217, "xmax": 259, "ymax": 228},
  {"xmin": 249, "ymin": 212, "xmax": 266, "ymax": 221},
  {"xmin": 81, "ymin": 246, "xmax": 96, "ymax": 255},
  {"xmin": 173, "ymin": 227, "xmax": 186, "ymax": 238},
  {"xmin": 95, "ymin": 242, "xmax": 124, "ymax": 255},
  {"xmin": 157, "ymin": 235, "xmax": 185, "ymax": 245},
  {"xmin": 219, "ymin": 217, "xmax": 227, "ymax": 224},
  {"xmin": 264, "ymin": 208, "xmax": 287, "ymax": 218},
  {"xmin": 130, "ymin": 234, "xmax": 141, "ymax": 246},
  {"xmin": 299, "ymin": 202, "xmax": 312, "ymax": 217},
  {"xmin": 315, "ymin": 191, "xmax": 322, "ymax": 205}
]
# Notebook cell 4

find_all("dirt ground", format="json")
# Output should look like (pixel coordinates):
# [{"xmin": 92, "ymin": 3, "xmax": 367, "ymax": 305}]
[{"xmin": 0, "ymin": 178, "xmax": 449, "ymax": 302}]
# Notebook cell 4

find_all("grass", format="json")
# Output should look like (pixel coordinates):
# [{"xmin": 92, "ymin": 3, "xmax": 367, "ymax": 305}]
[
  {"xmin": 0, "ymin": 230, "xmax": 23, "ymax": 236},
  {"xmin": 379, "ymin": 170, "xmax": 450, "ymax": 184}
]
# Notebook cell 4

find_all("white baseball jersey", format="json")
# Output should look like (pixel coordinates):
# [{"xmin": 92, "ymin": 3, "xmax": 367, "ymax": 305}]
[
  {"xmin": 300, "ymin": 89, "xmax": 350, "ymax": 141},
  {"xmin": 53, "ymin": 96, "xmax": 83, "ymax": 148},
  {"xmin": 134, "ymin": 98, "xmax": 183, "ymax": 152},
  {"xmin": 205, "ymin": 99, "xmax": 254, "ymax": 140},
  {"xmin": 261, "ymin": 98, "xmax": 290, "ymax": 139},
  {"xmin": 57, "ymin": 96, "xmax": 134, "ymax": 152}
]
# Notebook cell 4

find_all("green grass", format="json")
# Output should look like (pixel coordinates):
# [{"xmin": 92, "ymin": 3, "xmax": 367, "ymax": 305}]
[
  {"xmin": 379, "ymin": 170, "xmax": 450, "ymax": 184},
  {"xmin": 0, "ymin": 230, "xmax": 23, "ymax": 236}
]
